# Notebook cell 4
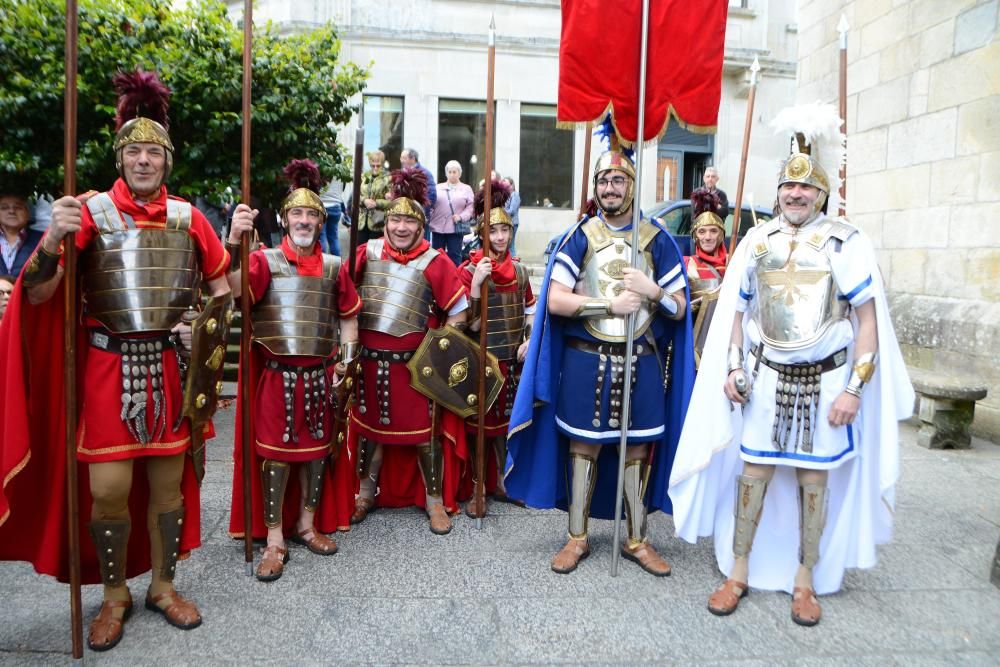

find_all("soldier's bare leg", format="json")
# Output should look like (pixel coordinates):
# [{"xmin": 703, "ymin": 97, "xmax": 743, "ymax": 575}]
[
  {"xmin": 87, "ymin": 460, "xmax": 134, "ymax": 650},
  {"xmin": 792, "ymin": 467, "xmax": 828, "ymax": 626},
  {"xmin": 352, "ymin": 439, "xmax": 382, "ymax": 524},
  {"xmin": 293, "ymin": 460, "xmax": 337, "ymax": 555},
  {"xmin": 144, "ymin": 453, "xmax": 200, "ymax": 628}
]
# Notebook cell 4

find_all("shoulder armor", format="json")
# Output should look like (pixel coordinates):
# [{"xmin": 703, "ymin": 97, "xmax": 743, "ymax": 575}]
[
  {"xmin": 805, "ymin": 217, "xmax": 858, "ymax": 251},
  {"xmin": 581, "ymin": 217, "xmax": 614, "ymax": 253},
  {"xmin": 165, "ymin": 199, "xmax": 192, "ymax": 232},
  {"xmin": 322, "ymin": 253, "xmax": 342, "ymax": 279},
  {"xmin": 637, "ymin": 217, "xmax": 661, "ymax": 251},
  {"xmin": 749, "ymin": 221, "xmax": 780, "ymax": 260},
  {"xmin": 366, "ymin": 239, "xmax": 384, "ymax": 260},
  {"xmin": 262, "ymin": 247, "xmax": 287, "ymax": 274}
]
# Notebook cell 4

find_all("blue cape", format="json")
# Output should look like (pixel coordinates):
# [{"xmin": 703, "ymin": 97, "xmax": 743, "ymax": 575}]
[{"xmin": 504, "ymin": 216, "xmax": 695, "ymax": 519}]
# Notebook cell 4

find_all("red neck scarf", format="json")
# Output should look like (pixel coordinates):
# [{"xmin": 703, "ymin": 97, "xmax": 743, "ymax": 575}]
[
  {"xmin": 280, "ymin": 236, "xmax": 322, "ymax": 276},
  {"xmin": 110, "ymin": 178, "xmax": 167, "ymax": 220},
  {"xmin": 468, "ymin": 249, "xmax": 515, "ymax": 285},
  {"xmin": 382, "ymin": 235, "xmax": 431, "ymax": 265},
  {"xmin": 694, "ymin": 242, "xmax": 727, "ymax": 274}
]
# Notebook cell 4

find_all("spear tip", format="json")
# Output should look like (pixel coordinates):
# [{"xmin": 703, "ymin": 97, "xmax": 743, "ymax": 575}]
[
  {"xmin": 749, "ymin": 56, "xmax": 760, "ymax": 85},
  {"xmin": 489, "ymin": 14, "xmax": 496, "ymax": 45},
  {"xmin": 837, "ymin": 13, "xmax": 850, "ymax": 34}
]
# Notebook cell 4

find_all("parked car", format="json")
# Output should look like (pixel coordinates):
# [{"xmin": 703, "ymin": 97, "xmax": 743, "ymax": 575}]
[{"xmin": 541, "ymin": 200, "xmax": 775, "ymax": 265}]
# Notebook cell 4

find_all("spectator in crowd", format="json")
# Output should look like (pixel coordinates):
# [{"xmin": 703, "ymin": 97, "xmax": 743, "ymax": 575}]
[
  {"xmin": 0, "ymin": 192, "xmax": 42, "ymax": 278},
  {"xmin": 690, "ymin": 166, "xmax": 729, "ymax": 220},
  {"xmin": 319, "ymin": 178, "xmax": 344, "ymax": 255},
  {"xmin": 503, "ymin": 176, "xmax": 521, "ymax": 256},
  {"xmin": 350, "ymin": 150, "xmax": 392, "ymax": 245},
  {"xmin": 0, "ymin": 274, "xmax": 13, "ymax": 322},
  {"xmin": 428, "ymin": 160, "xmax": 474, "ymax": 266},
  {"xmin": 399, "ymin": 148, "xmax": 437, "ymax": 232}
]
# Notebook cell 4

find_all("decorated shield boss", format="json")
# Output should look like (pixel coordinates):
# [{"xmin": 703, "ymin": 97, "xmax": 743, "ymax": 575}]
[{"xmin": 406, "ymin": 325, "xmax": 504, "ymax": 418}]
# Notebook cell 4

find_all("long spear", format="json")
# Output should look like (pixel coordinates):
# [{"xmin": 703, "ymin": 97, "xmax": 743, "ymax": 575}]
[
  {"xmin": 347, "ymin": 99, "xmax": 364, "ymax": 281},
  {"xmin": 577, "ymin": 122, "xmax": 593, "ymax": 218},
  {"xmin": 727, "ymin": 56, "xmax": 760, "ymax": 260},
  {"xmin": 610, "ymin": 0, "xmax": 651, "ymax": 576},
  {"xmin": 837, "ymin": 15, "xmax": 849, "ymax": 217},
  {"xmin": 63, "ymin": 1, "xmax": 83, "ymax": 659},
  {"xmin": 472, "ymin": 15, "xmax": 497, "ymax": 528},
  {"xmin": 239, "ymin": 0, "xmax": 254, "ymax": 576}
]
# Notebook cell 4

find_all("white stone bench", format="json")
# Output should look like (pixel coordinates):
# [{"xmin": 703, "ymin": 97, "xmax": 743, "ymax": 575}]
[{"xmin": 908, "ymin": 367, "xmax": 988, "ymax": 449}]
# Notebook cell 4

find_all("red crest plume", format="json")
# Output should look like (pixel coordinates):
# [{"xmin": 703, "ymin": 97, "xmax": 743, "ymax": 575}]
[
  {"xmin": 474, "ymin": 178, "xmax": 512, "ymax": 218},
  {"xmin": 113, "ymin": 70, "xmax": 171, "ymax": 131},
  {"xmin": 691, "ymin": 189, "xmax": 720, "ymax": 218},
  {"xmin": 283, "ymin": 159, "xmax": 323, "ymax": 194},
  {"xmin": 390, "ymin": 167, "xmax": 429, "ymax": 207}
]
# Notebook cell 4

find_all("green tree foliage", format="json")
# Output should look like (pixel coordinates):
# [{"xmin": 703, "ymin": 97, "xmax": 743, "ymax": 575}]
[{"xmin": 0, "ymin": 0, "xmax": 367, "ymax": 208}]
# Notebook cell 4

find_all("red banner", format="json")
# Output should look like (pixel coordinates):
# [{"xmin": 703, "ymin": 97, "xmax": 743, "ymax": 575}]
[{"xmin": 558, "ymin": 0, "xmax": 729, "ymax": 144}]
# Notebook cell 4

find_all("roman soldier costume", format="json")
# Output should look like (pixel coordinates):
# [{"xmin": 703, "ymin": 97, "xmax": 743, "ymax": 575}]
[
  {"xmin": 348, "ymin": 167, "xmax": 469, "ymax": 534},
  {"xmin": 458, "ymin": 180, "xmax": 536, "ymax": 512},
  {"xmin": 684, "ymin": 189, "xmax": 728, "ymax": 367},
  {"xmin": 227, "ymin": 160, "xmax": 362, "ymax": 581},
  {"xmin": 0, "ymin": 70, "xmax": 232, "ymax": 650},
  {"xmin": 669, "ymin": 104, "xmax": 913, "ymax": 626}
]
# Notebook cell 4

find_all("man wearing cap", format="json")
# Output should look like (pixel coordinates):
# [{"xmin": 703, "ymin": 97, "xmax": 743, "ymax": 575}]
[
  {"xmin": 0, "ymin": 71, "xmax": 231, "ymax": 650},
  {"xmin": 349, "ymin": 167, "xmax": 468, "ymax": 535},
  {"xmin": 226, "ymin": 159, "xmax": 361, "ymax": 582},
  {"xmin": 669, "ymin": 105, "xmax": 912, "ymax": 627},
  {"xmin": 505, "ymin": 148, "xmax": 695, "ymax": 576}
]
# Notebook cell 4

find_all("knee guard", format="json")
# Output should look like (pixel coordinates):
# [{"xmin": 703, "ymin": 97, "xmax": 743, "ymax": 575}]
[
  {"xmin": 622, "ymin": 459, "xmax": 651, "ymax": 548},
  {"xmin": 567, "ymin": 453, "xmax": 597, "ymax": 539},
  {"xmin": 798, "ymin": 482, "xmax": 828, "ymax": 569},
  {"xmin": 89, "ymin": 519, "xmax": 130, "ymax": 588},
  {"xmin": 416, "ymin": 442, "xmax": 443, "ymax": 499},
  {"xmin": 261, "ymin": 459, "xmax": 291, "ymax": 528},
  {"xmin": 155, "ymin": 507, "xmax": 185, "ymax": 582},
  {"xmin": 733, "ymin": 474, "xmax": 768, "ymax": 558},
  {"xmin": 303, "ymin": 458, "xmax": 327, "ymax": 512}
]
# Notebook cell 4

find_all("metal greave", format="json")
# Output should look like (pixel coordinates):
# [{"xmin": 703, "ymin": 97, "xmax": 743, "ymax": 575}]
[
  {"xmin": 303, "ymin": 458, "xmax": 327, "ymax": 512},
  {"xmin": 567, "ymin": 453, "xmax": 598, "ymax": 539},
  {"xmin": 798, "ymin": 482, "xmax": 828, "ymax": 568},
  {"xmin": 417, "ymin": 441, "xmax": 443, "ymax": 499},
  {"xmin": 88, "ymin": 519, "xmax": 130, "ymax": 588},
  {"xmin": 732, "ymin": 474, "xmax": 769, "ymax": 558},
  {"xmin": 622, "ymin": 459, "xmax": 650, "ymax": 548},
  {"xmin": 261, "ymin": 459, "xmax": 291, "ymax": 528}
]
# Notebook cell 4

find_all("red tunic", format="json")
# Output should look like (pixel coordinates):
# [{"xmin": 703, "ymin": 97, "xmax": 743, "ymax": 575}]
[
  {"xmin": 345, "ymin": 239, "xmax": 468, "ymax": 513},
  {"xmin": 0, "ymin": 180, "xmax": 221, "ymax": 583},
  {"xmin": 228, "ymin": 238, "xmax": 361, "ymax": 537}
]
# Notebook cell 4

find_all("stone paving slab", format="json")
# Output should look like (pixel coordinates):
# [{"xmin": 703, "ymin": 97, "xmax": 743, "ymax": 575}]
[{"xmin": 1, "ymin": 419, "xmax": 998, "ymax": 665}]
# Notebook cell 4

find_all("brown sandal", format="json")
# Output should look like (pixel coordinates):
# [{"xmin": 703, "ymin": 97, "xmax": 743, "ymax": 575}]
[
  {"xmin": 87, "ymin": 596, "xmax": 133, "ymax": 651},
  {"xmin": 290, "ymin": 528, "xmax": 338, "ymax": 555},
  {"xmin": 551, "ymin": 538, "xmax": 590, "ymax": 574},
  {"xmin": 791, "ymin": 587, "xmax": 822, "ymax": 626},
  {"xmin": 255, "ymin": 544, "xmax": 290, "ymax": 582},
  {"xmin": 428, "ymin": 503, "xmax": 453, "ymax": 535},
  {"xmin": 351, "ymin": 497, "xmax": 374, "ymax": 525},
  {"xmin": 144, "ymin": 589, "xmax": 202, "ymax": 630},
  {"xmin": 707, "ymin": 579, "xmax": 748, "ymax": 616},
  {"xmin": 621, "ymin": 542, "xmax": 672, "ymax": 577}
]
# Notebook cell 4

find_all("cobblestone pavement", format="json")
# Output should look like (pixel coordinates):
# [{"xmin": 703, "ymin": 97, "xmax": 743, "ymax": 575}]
[{"xmin": 2, "ymin": 407, "xmax": 999, "ymax": 665}]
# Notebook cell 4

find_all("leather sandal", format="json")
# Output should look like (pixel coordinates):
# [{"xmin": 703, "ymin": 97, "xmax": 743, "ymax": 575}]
[
  {"xmin": 290, "ymin": 528, "xmax": 338, "ymax": 556},
  {"xmin": 144, "ymin": 589, "xmax": 202, "ymax": 630},
  {"xmin": 428, "ymin": 503, "xmax": 453, "ymax": 535},
  {"xmin": 492, "ymin": 490, "xmax": 525, "ymax": 507},
  {"xmin": 621, "ymin": 542, "xmax": 672, "ymax": 577},
  {"xmin": 350, "ymin": 497, "xmax": 374, "ymax": 525},
  {"xmin": 791, "ymin": 587, "xmax": 822, "ymax": 626},
  {"xmin": 464, "ymin": 495, "xmax": 487, "ymax": 519},
  {"xmin": 255, "ymin": 544, "xmax": 290, "ymax": 582},
  {"xmin": 87, "ymin": 595, "xmax": 133, "ymax": 652},
  {"xmin": 551, "ymin": 538, "xmax": 590, "ymax": 574},
  {"xmin": 707, "ymin": 579, "xmax": 748, "ymax": 616}
]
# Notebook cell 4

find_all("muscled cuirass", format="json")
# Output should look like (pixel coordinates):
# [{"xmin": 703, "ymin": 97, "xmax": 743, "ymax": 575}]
[
  {"xmin": 81, "ymin": 192, "xmax": 199, "ymax": 333},
  {"xmin": 749, "ymin": 217, "xmax": 856, "ymax": 351},
  {"xmin": 574, "ymin": 218, "xmax": 660, "ymax": 342},
  {"xmin": 469, "ymin": 262, "xmax": 528, "ymax": 360},
  {"xmin": 251, "ymin": 249, "xmax": 341, "ymax": 357},
  {"xmin": 358, "ymin": 239, "xmax": 437, "ymax": 337}
]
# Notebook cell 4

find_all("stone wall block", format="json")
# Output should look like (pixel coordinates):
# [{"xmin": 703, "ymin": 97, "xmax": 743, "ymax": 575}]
[
  {"xmin": 965, "ymin": 247, "xmax": 1000, "ymax": 300},
  {"xmin": 847, "ymin": 52, "xmax": 880, "ymax": 95},
  {"xmin": 930, "ymin": 155, "xmax": 980, "ymax": 206},
  {"xmin": 880, "ymin": 35, "xmax": 921, "ymax": 82},
  {"xmin": 923, "ymin": 248, "xmax": 967, "ymax": 297},
  {"xmin": 889, "ymin": 248, "xmax": 931, "ymax": 294},
  {"xmin": 849, "ymin": 212, "xmax": 884, "ymax": 248},
  {"xmin": 919, "ymin": 19, "xmax": 957, "ymax": 68},
  {"xmin": 853, "ymin": 163, "xmax": 929, "ymax": 213},
  {"xmin": 887, "ymin": 107, "xmax": 957, "ymax": 168},
  {"xmin": 977, "ymin": 151, "xmax": 1000, "ymax": 201},
  {"xmin": 947, "ymin": 202, "xmax": 1000, "ymax": 247},
  {"xmin": 860, "ymin": 7, "xmax": 909, "ymax": 58},
  {"xmin": 954, "ymin": 0, "xmax": 998, "ymax": 55},
  {"xmin": 850, "ymin": 127, "xmax": 888, "ymax": 175},
  {"xmin": 957, "ymin": 94, "xmax": 1000, "ymax": 156},
  {"xmin": 910, "ymin": 0, "xmax": 978, "ymax": 35},
  {"xmin": 882, "ymin": 206, "xmax": 950, "ymax": 248},
  {"xmin": 857, "ymin": 76, "xmax": 909, "ymax": 131},
  {"xmin": 928, "ymin": 41, "xmax": 1000, "ymax": 112},
  {"xmin": 855, "ymin": 0, "xmax": 894, "ymax": 28}
]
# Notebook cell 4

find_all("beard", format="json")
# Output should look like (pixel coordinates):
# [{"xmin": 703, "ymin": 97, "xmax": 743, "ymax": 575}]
[{"xmin": 290, "ymin": 229, "xmax": 317, "ymax": 248}]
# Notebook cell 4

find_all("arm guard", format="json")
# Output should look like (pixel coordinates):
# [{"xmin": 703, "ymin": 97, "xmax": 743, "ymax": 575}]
[
  {"xmin": 844, "ymin": 352, "xmax": 877, "ymax": 398},
  {"xmin": 21, "ymin": 244, "xmax": 62, "ymax": 287},
  {"xmin": 225, "ymin": 240, "xmax": 241, "ymax": 273},
  {"xmin": 573, "ymin": 299, "xmax": 612, "ymax": 318}
]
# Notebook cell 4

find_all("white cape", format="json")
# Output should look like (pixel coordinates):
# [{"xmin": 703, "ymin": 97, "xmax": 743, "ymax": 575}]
[{"xmin": 668, "ymin": 223, "xmax": 914, "ymax": 595}]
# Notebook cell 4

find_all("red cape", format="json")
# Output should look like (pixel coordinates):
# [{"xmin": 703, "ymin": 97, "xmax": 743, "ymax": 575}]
[
  {"xmin": 0, "ymin": 265, "xmax": 200, "ymax": 584},
  {"xmin": 228, "ymin": 343, "xmax": 356, "ymax": 538}
]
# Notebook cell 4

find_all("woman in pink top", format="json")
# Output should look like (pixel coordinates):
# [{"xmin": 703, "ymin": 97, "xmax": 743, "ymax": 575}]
[{"xmin": 428, "ymin": 160, "xmax": 474, "ymax": 266}]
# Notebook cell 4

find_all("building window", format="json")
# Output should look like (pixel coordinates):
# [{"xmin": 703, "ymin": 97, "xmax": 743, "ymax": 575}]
[
  {"xmin": 363, "ymin": 95, "xmax": 404, "ymax": 170},
  {"xmin": 519, "ymin": 104, "xmax": 573, "ymax": 209},
  {"xmin": 437, "ymin": 99, "xmax": 495, "ymax": 189}
]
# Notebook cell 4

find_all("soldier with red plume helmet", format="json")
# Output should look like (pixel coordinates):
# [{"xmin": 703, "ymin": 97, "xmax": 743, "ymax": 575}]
[
  {"xmin": 348, "ymin": 167, "xmax": 469, "ymax": 535},
  {"xmin": 226, "ymin": 159, "xmax": 362, "ymax": 581},
  {"xmin": 684, "ymin": 188, "xmax": 728, "ymax": 367},
  {"xmin": 1, "ymin": 70, "xmax": 233, "ymax": 650},
  {"xmin": 458, "ymin": 179, "xmax": 535, "ymax": 513}
]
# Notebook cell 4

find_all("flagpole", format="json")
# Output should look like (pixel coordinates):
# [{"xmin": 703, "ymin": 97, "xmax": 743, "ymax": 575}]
[
  {"xmin": 727, "ymin": 57, "xmax": 760, "ymax": 261},
  {"xmin": 63, "ymin": 0, "xmax": 83, "ymax": 660},
  {"xmin": 239, "ymin": 0, "xmax": 254, "ymax": 577},
  {"xmin": 837, "ymin": 14, "xmax": 849, "ymax": 217},
  {"xmin": 610, "ymin": 0, "xmax": 650, "ymax": 577}
]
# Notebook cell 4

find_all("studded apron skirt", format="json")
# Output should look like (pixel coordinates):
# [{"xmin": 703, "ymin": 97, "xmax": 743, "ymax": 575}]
[
  {"xmin": 253, "ymin": 357, "xmax": 334, "ymax": 463},
  {"xmin": 350, "ymin": 347, "xmax": 436, "ymax": 446},
  {"xmin": 554, "ymin": 336, "xmax": 666, "ymax": 445}
]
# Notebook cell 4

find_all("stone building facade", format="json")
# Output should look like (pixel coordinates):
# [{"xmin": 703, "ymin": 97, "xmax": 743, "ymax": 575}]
[{"xmin": 796, "ymin": 0, "xmax": 1000, "ymax": 437}]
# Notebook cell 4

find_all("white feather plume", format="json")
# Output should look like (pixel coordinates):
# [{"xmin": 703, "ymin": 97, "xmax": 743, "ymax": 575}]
[{"xmin": 770, "ymin": 102, "xmax": 847, "ymax": 212}]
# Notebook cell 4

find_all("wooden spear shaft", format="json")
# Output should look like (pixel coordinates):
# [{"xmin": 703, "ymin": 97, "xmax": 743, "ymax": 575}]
[
  {"xmin": 838, "ymin": 15, "xmax": 849, "ymax": 217},
  {"xmin": 63, "ymin": 0, "xmax": 83, "ymax": 659},
  {"xmin": 727, "ymin": 57, "xmax": 760, "ymax": 261},
  {"xmin": 239, "ymin": 0, "xmax": 254, "ymax": 576},
  {"xmin": 577, "ymin": 122, "xmax": 593, "ymax": 218},
  {"xmin": 348, "ymin": 100, "xmax": 364, "ymax": 281},
  {"xmin": 473, "ymin": 17, "xmax": 497, "ymax": 526}
]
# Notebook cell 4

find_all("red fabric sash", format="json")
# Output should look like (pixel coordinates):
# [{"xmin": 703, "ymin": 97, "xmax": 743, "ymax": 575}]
[
  {"xmin": 382, "ymin": 237, "xmax": 431, "ymax": 265},
  {"xmin": 468, "ymin": 249, "xmax": 516, "ymax": 285}
]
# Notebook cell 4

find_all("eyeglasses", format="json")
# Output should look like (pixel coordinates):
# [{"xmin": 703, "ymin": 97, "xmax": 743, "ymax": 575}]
[{"xmin": 596, "ymin": 176, "xmax": 628, "ymax": 188}]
